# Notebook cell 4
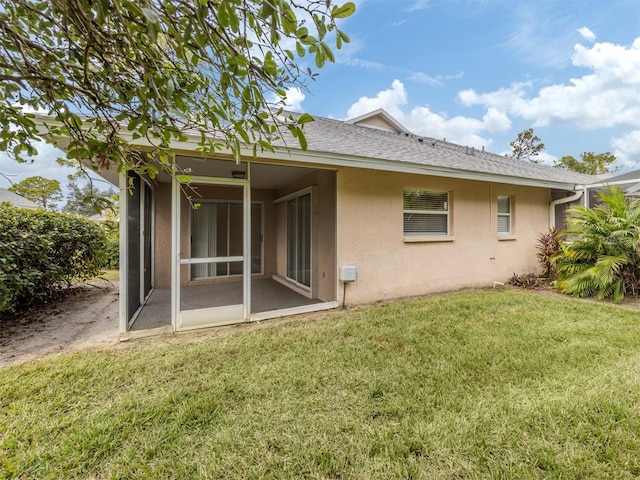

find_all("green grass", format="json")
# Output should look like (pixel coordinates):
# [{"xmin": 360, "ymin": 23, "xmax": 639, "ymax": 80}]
[{"xmin": 2, "ymin": 289, "xmax": 640, "ymax": 479}]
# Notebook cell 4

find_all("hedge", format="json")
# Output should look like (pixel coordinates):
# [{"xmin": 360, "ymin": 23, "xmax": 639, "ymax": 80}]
[
  {"xmin": 101, "ymin": 219, "xmax": 120, "ymax": 269},
  {"xmin": 0, "ymin": 203, "xmax": 107, "ymax": 313}
]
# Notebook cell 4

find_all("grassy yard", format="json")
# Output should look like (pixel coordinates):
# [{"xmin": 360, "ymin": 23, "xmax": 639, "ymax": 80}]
[{"xmin": 2, "ymin": 289, "xmax": 640, "ymax": 479}]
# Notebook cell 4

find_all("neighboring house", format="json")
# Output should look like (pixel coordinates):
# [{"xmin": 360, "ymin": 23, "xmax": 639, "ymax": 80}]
[
  {"xmin": 78, "ymin": 109, "xmax": 604, "ymax": 336},
  {"xmin": 0, "ymin": 188, "xmax": 39, "ymax": 209}
]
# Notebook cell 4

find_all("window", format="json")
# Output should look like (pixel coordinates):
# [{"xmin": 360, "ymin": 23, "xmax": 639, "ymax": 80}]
[
  {"xmin": 403, "ymin": 189, "xmax": 449, "ymax": 236},
  {"xmin": 497, "ymin": 196, "xmax": 511, "ymax": 235}
]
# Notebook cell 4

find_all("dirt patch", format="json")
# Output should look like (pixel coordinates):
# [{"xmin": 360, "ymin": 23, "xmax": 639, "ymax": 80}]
[{"xmin": 0, "ymin": 280, "xmax": 120, "ymax": 368}]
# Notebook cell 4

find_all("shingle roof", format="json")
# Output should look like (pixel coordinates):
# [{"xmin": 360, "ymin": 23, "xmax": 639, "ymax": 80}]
[
  {"xmin": 275, "ymin": 113, "xmax": 596, "ymax": 188},
  {"xmin": 0, "ymin": 188, "xmax": 39, "ymax": 208}
]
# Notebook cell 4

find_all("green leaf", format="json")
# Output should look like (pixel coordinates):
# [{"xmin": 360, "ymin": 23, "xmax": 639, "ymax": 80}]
[
  {"xmin": 297, "ymin": 113, "xmax": 315, "ymax": 125},
  {"xmin": 332, "ymin": 2, "xmax": 356, "ymax": 19}
]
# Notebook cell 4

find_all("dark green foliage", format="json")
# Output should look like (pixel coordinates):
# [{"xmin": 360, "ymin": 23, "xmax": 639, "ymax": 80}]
[
  {"xmin": 555, "ymin": 186, "xmax": 640, "ymax": 301},
  {"xmin": 63, "ymin": 181, "xmax": 117, "ymax": 216},
  {"xmin": 509, "ymin": 127, "xmax": 545, "ymax": 162},
  {"xmin": 101, "ymin": 219, "xmax": 119, "ymax": 269},
  {"xmin": 0, "ymin": 0, "xmax": 354, "ymax": 182},
  {"xmin": 554, "ymin": 152, "xmax": 618, "ymax": 175},
  {"xmin": 537, "ymin": 228, "xmax": 561, "ymax": 279},
  {"xmin": 7, "ymin": 175, "xmax": 63, "ymax": 210},
  {"xmin": 0, "ymin": 204, "xmax": 106, "ymax": 313}
]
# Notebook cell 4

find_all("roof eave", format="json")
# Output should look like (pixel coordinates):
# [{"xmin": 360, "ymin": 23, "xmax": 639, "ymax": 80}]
[{"xmin": 33, "ymin": 116, "xmax": 582, "ymax": 191}]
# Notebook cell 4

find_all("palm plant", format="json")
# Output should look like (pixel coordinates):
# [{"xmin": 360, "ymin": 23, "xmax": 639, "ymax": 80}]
[{"xmin": 555, "ymin": 186, "xmax": 640, "ymax": 301}]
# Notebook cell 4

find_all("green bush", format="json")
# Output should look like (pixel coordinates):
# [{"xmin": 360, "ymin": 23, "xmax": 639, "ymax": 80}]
[
  {"xmin": 555, "ymin": 186, "xmax": 640, "ymax": 301},
  {"xmin": 101, "ymin": 219, "xmax": 119, "ymax": 269},
  {"xmin": 0, "ymin": 203, "xmax": 107, "ymax": 313}
]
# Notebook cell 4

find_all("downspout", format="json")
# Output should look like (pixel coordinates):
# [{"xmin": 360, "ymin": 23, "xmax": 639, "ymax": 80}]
[{"xmin": 549, "ymin": 188, "xmax": 584, "ymax": 230}]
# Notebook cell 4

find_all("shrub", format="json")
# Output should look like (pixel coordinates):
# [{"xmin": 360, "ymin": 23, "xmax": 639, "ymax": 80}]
[
  {"xmin": 537, "ymin": 228, "xmax": 561, "ymax": 279},
  {"xmin": 0, "ymin": 204, "xmax": 107, "ymax": 313},
  {"xmin": 101, "ymin": 218, "xmax": 119, "ymax": 269},
  {"xmin": 554, "ymin": 186, "xmax": 640, "ymax": 301}
]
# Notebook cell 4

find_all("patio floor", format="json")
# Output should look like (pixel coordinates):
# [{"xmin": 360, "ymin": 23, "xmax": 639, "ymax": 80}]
[{"xmin": 131, "ymin": 278, "xmax": 321, "ymax": 331}]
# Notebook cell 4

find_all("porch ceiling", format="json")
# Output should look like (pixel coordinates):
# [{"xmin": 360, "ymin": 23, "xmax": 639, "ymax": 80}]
[{"xmin": 162, "ymin": 156, "xmax": 319, "ymax": 190}]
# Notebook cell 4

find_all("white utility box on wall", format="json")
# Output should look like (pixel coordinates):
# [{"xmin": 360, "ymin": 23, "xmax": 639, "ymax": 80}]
[{"xmin": 340, "ymin": 265, "xmax": 357, "ymax": 283}]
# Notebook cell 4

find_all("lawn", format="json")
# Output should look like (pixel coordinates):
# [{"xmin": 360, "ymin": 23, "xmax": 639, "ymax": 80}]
[{"xmin": 1, "ymin": 289, "xmax": 640, "ymax": 479}]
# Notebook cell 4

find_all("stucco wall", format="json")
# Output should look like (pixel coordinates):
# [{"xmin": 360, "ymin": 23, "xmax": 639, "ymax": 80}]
[{"xmin": 336, "ymin": 167, "xmax": 549, "ymax": 305}]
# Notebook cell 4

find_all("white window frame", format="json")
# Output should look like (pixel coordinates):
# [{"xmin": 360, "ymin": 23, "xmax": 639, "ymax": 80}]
[
  {"xmin": 497, "ymin": 195, "xmax": 512, "ymax": 235},
  {"xmin": 274, "ymin": 186, "xmax": 315, "ymax": 292},
  {"xmin": 403, "ymin": 189, "xmax": 450, "ymax": 236}
]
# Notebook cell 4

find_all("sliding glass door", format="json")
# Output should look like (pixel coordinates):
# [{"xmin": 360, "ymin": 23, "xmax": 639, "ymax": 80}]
[{"xmin": 286, "ymin": 192, "xmax": 311, "ymax": 288}]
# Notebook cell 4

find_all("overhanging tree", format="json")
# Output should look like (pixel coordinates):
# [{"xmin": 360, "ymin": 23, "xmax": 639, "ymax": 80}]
[{"xmin": 0, "ymin": 0, "xmax": 355, "ymax": 182}]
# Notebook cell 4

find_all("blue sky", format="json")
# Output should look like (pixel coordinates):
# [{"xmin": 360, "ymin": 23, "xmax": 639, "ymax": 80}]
[
  {"xmin": 293, "ymin": 0, "xmax": 640, "ymax": 167},
  {"xmin": 1, "ymin": 0, "xmax": 639, "ymax": 192}
]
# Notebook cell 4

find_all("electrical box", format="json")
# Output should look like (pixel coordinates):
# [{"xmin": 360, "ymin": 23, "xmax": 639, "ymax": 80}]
[{"xmin": 340, "ymin": 265, "xmax": 357, "ymax": 283}]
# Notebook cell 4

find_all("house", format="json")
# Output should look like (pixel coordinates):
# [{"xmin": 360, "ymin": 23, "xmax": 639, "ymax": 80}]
[
  {"xmin": 0, "ymin": 188, "xmax": 39, "ymax": 209},
  {"xmin": 89, "ymin": 109, "xmax": 600, "ymax": 336}
]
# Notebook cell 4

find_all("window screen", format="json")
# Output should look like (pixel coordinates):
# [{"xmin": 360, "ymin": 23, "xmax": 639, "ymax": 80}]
[{"xmin": 403, "ymin": 189, "xmax": 449, "ymax": 235}]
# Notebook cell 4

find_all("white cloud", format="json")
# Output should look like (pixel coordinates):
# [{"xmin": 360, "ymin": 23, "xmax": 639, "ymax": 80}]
[
  {"xmin": 283, "ymin": 87, "xmax": 306, "ymax": 112},
  {"xmin": 267, "ymin": 86, "xmax": 306, "ymax": 112},
  {"xmin": 459, "ymin": 37, "xmax": 640, "ymax": 129},
  {"xmin": 407, "ymin": 72, "xmax": 442, "ymax": 87},
  {"xmin": 611, "ymin": 130, "xmax": 640, "ymax": 169},
  {"xmin": 345, "ymin": 80, "xmax": 511, "ymax": 149},
  {"xmin": 346, "ymin": 79, "xmax": 408, "ymax": 120},
  {"xmin": 578, "ymin": 26, "xmax": 596, "ymax": 42},
  {"xmin": 338, "ymin": 56, "xmax": 387, "ymax": 70}
]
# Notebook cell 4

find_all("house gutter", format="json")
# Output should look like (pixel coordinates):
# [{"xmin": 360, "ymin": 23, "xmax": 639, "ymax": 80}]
[{"xmin": 549, "ymin": 188, "xmax": 584, "ymax": 229}]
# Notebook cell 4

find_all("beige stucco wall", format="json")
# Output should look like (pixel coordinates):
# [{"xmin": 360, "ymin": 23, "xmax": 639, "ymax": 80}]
[
  {"xmin": 152, "ymin": 163, "xmax": 550, "ymax": 308},
  {"xmin": 154, "ymin": 183, "xmax": 172, "ymax": 288},
  {"xmin": 336, "ymin": 167, "xmax": 549, "ymax": 305}
]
